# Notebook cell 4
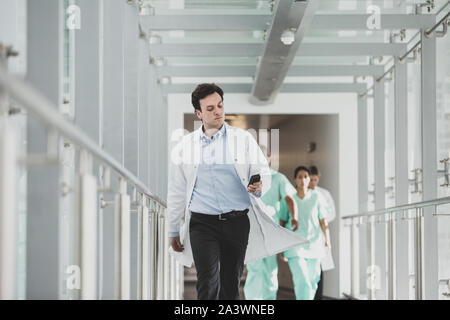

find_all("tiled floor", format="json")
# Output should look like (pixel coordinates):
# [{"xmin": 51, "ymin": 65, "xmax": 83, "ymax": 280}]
[{"xmin": 183, "ymin": 265, "xmax": 297, "ymax": 300}]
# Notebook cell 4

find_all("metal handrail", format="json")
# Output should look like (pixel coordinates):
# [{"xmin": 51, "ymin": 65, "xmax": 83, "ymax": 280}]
[
  {"xmin": 425, "ymin": 9, "xmax": 450, "ymax": 36},
  {"xmin": 343, "ymin": 195, "xmax": 450, "ymax": 300},
  {"xmin": 360, "ymin": 6, "xmax": 450, "ymax": 98},
  {"xmin": 342, "ymin": 196, "xmax": 450, "ymax": 220},
  {"xmin": 0, "ymin": 65, "xmax": 166, "ymax": 208}
]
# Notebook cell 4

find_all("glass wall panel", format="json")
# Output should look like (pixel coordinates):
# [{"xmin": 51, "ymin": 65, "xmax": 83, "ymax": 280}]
[{"xmin": 436, "ymin": 26, "xmax": 450, "ymax": 300}]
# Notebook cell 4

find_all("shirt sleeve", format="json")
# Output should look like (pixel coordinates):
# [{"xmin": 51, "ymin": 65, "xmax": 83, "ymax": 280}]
[
  {"xmin": 317, "ymin": 191, "xmax": 329, "ymax": 220},
  {"xmin": 166, "ymin": 141, "xmax": 188, "ymax": 235},
  {"xmin": 277, "ymin": 197, "xmax": 289, "ymax": 222},
  {"xmin": 168, "ymin": 232, "xmax": 180, "ymax": 238},
  {"xmin": 246, "ymin": 132, "xmax": 271, "ymax": 197},
  {"xmin": 321, "ymin": 188, "xmax": 336, "ymax": 222}
]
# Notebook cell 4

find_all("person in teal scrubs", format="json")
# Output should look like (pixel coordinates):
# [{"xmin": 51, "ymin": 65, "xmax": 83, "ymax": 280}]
[
  {"xmin": 244, "ymin": 152, "xmax": 298, "ymax": 300},
  {"xmin": 278, "ymin": 166, "xmax": 331, "ymax": 300}
]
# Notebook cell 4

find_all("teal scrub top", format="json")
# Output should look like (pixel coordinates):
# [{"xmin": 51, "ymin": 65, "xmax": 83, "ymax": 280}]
[
  {"xmin": 278, "ymin": 190, "xmax": 327, "ymax": 259},
  {"xmin": 261, "ymin": 169, "xmax": 297, "ymax": 223}
]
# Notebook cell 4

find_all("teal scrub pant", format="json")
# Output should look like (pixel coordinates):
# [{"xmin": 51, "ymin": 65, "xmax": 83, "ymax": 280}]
[
  {"xmin": 244, "ymin": 255, "xmax": 278, "ymax": 300},
  {"xmin": 287, "ymin": 256, "xmax": 321, "ymax": 300}
]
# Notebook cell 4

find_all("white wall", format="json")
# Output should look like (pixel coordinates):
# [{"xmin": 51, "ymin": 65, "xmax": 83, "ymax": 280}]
[
  {"xmin": 0, "ymin": 0, "xmax": 27, "ymax": 76},
  {"xmin": 167, "ymin": 92, "xmax": 359, "ymax": 298}
]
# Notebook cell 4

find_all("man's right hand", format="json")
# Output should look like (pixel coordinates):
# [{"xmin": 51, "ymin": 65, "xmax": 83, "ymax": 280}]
[{"xmin": 169, "ymin": 237, "xmax": 184, "ymax": 252}]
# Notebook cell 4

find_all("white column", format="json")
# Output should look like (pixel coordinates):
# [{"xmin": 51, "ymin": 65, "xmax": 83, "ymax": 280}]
[
  {"xmin": 138, "ymin": 38, "xmax": 150, "ymax": 186},
  {"xmin": 357, "ymin": 96, "xmax": 368, "ymax": 297},
  {"xmin": 101, "ymin": 0, "xmax": 125, "ymax": 299},
  {"xmin": 25, "ymin": 0, "xmax": 64, "ymax": 299},
  {"xmin": 420, "ymin": 30, "xmax": 438, "ymax": 300},
  {"xmin": 74, "ymin": 0, "xmax": 101, "ymax": 144},
  {"xmin": 0, "ymin": 118, "xmax": 17, "ymax": 299},
  {"xmin": 0, "ymin": 45, "xmax": 17, "ymax": 300},
  {"xmin": 394, "ymin": 58, "xmax": 409, "ymax": 299},
  {"xmin": 373, "ymin": 79, "xmax": 386, "ymax": 299},
  {"xmin": 124, "ymin": 3, "xmax": 140, "ymax": 298}
]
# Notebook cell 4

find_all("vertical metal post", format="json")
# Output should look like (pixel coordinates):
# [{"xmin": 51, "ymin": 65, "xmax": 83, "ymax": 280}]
[
  {"xmin": 169, "ymin": 256, "xmax": 173, "ymax": 300},
  {"xmin": 136, "ymin": 194, "xmax": 143, "ymax": 300},
  {"xmin": 420, "ymin": 29, "xmax": 439, "ymax": 300},
  {"xmin": 175, "ymin": 259, "xmax": 180, "ymax": 300},
  {"xmin": 387, "ymin": 212, "xmax": 396, "ymax": 300},
  {"xmin": 414, "ymin": 207, "xmax": 424, "ymax": 300},
  {"xmin": 142, "ymin": 197, "xmax": 150, "ymax": 300},
  {"xmin": 114, "ymin": 178, "xmax": 130, "ymax": 299},
  {"xmin": 162, "ymin": 207, "xmax": 169, "ymax": 300},
  {"xmin": 137, "ymin": 194, "xmax": 150, "ymax": 300},
  {"xmin": 149, "ymin": 199, "xmax": 158, "ymax": 300},
  {"xmin": 78, "ymin": 150, "xmax": 98, "ymax": 299},
  {"xmin": 156, "ymin": 203, "xmax": 165, "ymax": 300},
  {"xmin": 171, "ymin": 256, "xmax": 176, "ymax": 299},
  {"xmin": 350, "ymin": 218, "xmax": 360, "ymax": 297},
  {"xmin": 0, "ymin": 98, "xmax": 17, "ymax": 298},
  {"xmin": 177, "ymin": 259, "xmax": 183, "ymax": 300},
  {"xmin": 368, "ymin": 217, "xmax": 376, "ymax": 300}
]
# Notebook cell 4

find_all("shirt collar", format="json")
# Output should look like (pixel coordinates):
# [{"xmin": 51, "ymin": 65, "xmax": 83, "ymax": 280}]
[{"xmin": 199, "ymin": 123, "xmax": 226, "ymax": 143}]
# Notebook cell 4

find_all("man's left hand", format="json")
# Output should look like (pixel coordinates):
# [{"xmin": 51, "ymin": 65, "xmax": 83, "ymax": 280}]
[{"xmin": 247, "ymin": 180, "xmax": 262, "ymax": 194}]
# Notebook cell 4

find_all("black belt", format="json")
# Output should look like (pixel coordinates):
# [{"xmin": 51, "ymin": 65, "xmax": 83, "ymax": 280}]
[{"xmin": 191, "ymin": 208, "xmax": 249, "ymax": 221}]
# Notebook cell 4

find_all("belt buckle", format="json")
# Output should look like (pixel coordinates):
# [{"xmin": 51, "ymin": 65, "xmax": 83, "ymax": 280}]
[{"xmin": 219, "ymin": 214, "xmax": 227, "ymax": 221}]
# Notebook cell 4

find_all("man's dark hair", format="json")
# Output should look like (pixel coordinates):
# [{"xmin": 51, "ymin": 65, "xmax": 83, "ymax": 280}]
[
  {"xmin": 294, "ymin": 166, "xmax": 310, "ymax": 179},
  {"xmin": 191, "ymin": 83, "xmax": 224, "ymax": 112},
  {"xmin": 309, "ymin": 165, "xmax": 320, "ymax": 176}
]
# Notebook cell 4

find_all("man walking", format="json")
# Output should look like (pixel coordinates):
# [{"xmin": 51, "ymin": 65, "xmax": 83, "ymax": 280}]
[{"xmin": 167, "ymin": 83, "xmax": 306, "ymax": 300}]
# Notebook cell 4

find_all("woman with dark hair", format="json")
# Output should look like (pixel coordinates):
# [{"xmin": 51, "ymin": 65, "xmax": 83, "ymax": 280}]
[{"xmin": 278, "ymin": 166, "xmax": 331, "ymax": 300}]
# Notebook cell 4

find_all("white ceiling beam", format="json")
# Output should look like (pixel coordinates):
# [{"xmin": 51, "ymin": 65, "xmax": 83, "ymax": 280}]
[
  {"xmin": 141, "ymin": 14, "xmax": 435, "ymax": 31},
  {"xmin": 311, "ymin": 14, "xmax": 435, "ymax": 30},
  {"xmin": 162, "ymin": 83, "xmax": 367, "ymax": 94},
  {"xmin": 149, "ymin": 43, "xmax": 407, "ymax": 57},
  {"xmin": 157, "ymin": 65, "xmax": 385, "ymax": 77},
  {"xmin": 141, "ymin": 15, "xmax": 272, "ymax": 31}
]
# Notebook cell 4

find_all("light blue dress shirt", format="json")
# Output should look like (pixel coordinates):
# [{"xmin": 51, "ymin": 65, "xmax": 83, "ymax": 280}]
[{"xmin": 169, "ymin": 124, "xmax": 260, "ymax": 238}]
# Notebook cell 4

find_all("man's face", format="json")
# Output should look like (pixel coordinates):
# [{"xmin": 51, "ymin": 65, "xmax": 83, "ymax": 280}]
[
  {"xmin": 295, "ymin": 170, "xmax": 310, "ymax": 189},
  {"xmin": 309, "ymin": 174, "xmax": 319, "ymax": 189},
  {"xmin": 195, "ymin": 92, "xmax": 225, "ymax": 130}
]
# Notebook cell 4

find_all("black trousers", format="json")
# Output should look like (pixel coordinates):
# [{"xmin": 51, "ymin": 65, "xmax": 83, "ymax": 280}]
[{"xmin": 189, "ymin": 211, "xmax": 250, "ymax": 300}]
